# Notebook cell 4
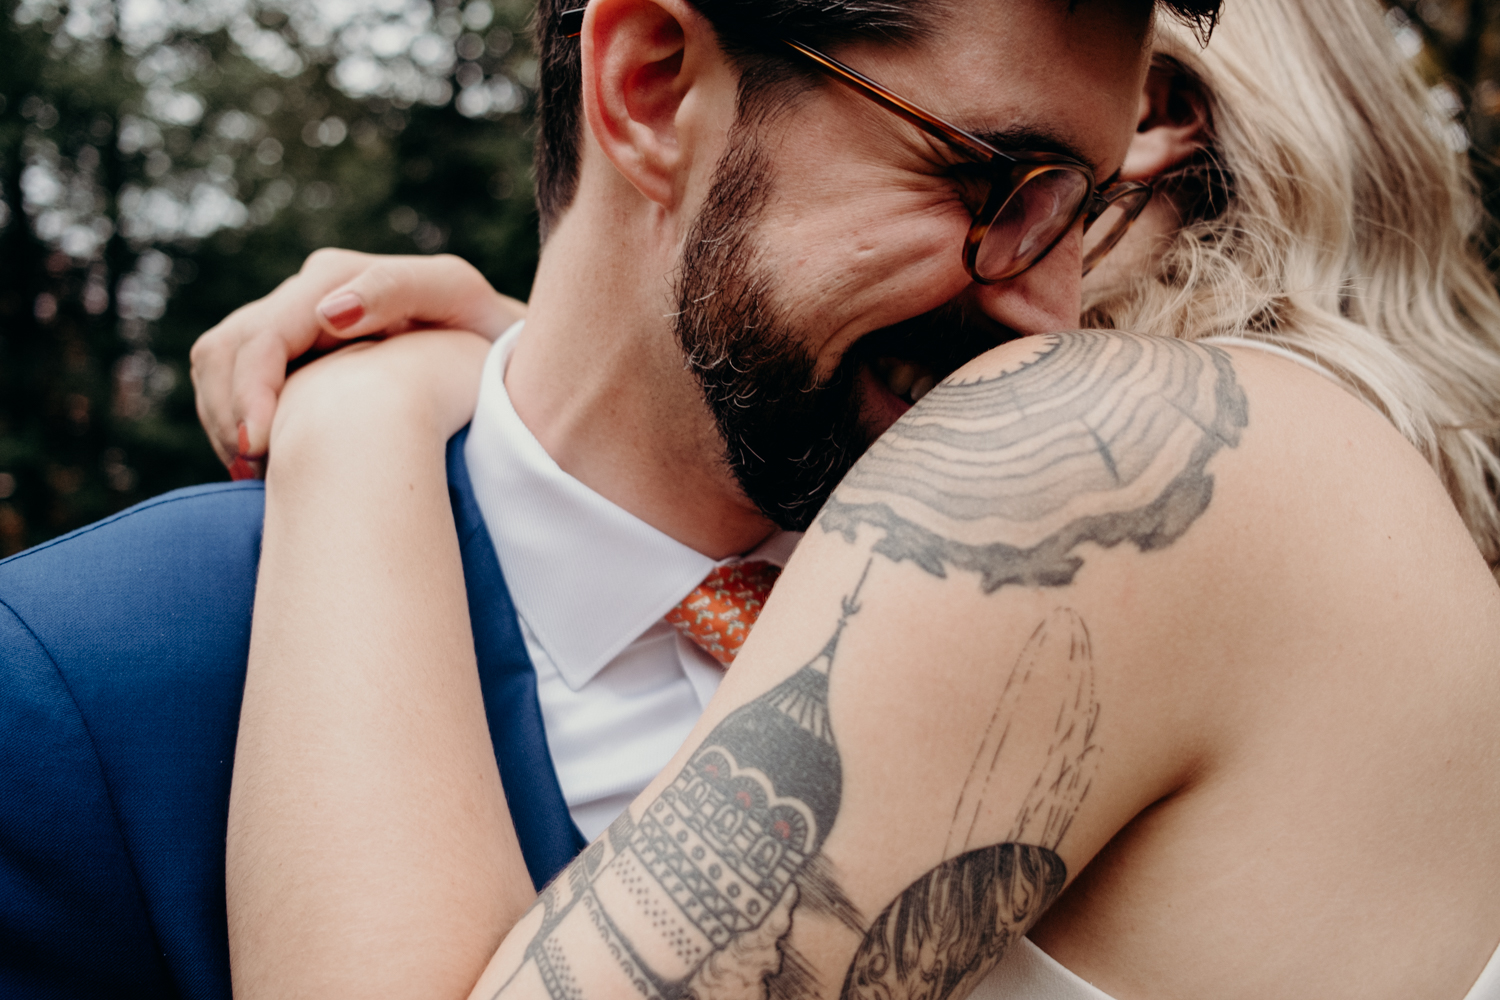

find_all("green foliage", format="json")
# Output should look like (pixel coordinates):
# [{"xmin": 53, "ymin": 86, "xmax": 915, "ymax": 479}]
[
  {"xmin": 4, "ymin": 0, "xmax": 1499, "ymax": 556},
  {"xmin": 1384, "ymin": 2, "xmax": 1500, "ymax": 233},
  {"xmin": 0, "ymin": 0, "xmax": 541, "ymax": 555}
]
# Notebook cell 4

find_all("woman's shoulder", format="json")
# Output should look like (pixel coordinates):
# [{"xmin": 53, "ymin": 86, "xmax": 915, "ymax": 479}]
[
  {"xmin": 901, "ymin": 328, "xmax": 1499, "ymax": 648},
  {"xmin": 950, "ymin": 328, "xmax": 1451, "ymax": 510}
]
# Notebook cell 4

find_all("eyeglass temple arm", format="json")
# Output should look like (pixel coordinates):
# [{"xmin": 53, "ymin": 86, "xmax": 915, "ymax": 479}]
[
  {"xmin": 555, "ymin": 8, "xmax": 1008, "ymax": 166},
  {"xmin": 778, "ymin": 39, "xmax": 1009, "ymax": 164}
]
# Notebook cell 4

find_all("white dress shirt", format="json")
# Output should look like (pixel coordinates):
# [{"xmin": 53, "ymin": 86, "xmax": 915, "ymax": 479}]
[{"xmin": 464, "ymin": 324, "xmax": 799, "ymax": 840}]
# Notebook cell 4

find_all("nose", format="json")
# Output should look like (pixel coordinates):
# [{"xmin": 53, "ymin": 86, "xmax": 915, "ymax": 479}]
[{"xmin": 967, "ymin": 221, "xmax": 1086, "ymax": 335}]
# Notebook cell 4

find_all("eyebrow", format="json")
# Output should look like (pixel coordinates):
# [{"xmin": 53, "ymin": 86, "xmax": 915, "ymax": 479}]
[
  {"xmin": 965, "ymin": 124, "xmax": 1098, "ymax": 172},
  {"xmin": 776, "ymin": 37, "xmax": 1103, "ymax": 176}
]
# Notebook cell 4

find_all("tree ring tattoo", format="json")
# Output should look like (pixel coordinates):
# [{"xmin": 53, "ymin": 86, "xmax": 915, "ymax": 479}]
[{"xmin": 821, "ymin": 333, "xmax": 1249, "ymax": 592}]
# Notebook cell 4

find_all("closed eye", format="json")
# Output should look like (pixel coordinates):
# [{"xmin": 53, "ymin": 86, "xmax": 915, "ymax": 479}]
[{"xmin": 946, "ymin": 162, "xmax": 993, "ymax": 217}]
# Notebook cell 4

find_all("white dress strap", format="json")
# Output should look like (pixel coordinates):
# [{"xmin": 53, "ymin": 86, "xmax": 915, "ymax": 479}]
[
  {"xmin": 1197, "ymin": 335, "xmax": 1344, "ymax": 385},
  {"xmin": 967, "ymin": 939, "xmax": 1118, "ymax": 1000},
  {"xmin": 967, "ymin": 933, "xmax": 1500, "ymax": 1000},
  {"xmin": 1464, "ymin": 936, "xmax": 1500, "ymax": 1000}
]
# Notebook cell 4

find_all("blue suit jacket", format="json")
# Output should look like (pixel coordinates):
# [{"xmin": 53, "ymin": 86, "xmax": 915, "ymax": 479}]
[{"xmin": 0, "ymin": 429, "xmax": 586, "ymax": 999}]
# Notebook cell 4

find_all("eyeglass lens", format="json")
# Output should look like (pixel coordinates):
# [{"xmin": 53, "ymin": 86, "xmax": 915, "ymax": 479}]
[
  {"xmin": 973, "ymin": 168, "xmax": 1091, "ymax": 281},
  {"xmin": 1081, "ymin": 185, "xmax": 1153, "ymax": 274}
]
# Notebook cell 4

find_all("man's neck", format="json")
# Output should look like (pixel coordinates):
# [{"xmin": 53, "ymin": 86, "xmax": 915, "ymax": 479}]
[{"xmin": 504, "ymin": 204, "xmax": 779, "ymax": 561}]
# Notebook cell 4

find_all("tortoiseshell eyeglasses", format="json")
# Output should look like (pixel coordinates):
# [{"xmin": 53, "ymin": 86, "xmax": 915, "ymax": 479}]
[{"xmin": 558, "ymin": 10, "xmax": 1152, "ymax": 283}]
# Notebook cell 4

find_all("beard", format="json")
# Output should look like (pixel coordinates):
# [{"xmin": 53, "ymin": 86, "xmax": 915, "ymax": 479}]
[
  {"xmin": 673, "ymin": 136, "xmax": 870, "ymax": 532},
  {"xmin": 673, "ymin": 131, "xmax": 1018, "ymax": 532}
]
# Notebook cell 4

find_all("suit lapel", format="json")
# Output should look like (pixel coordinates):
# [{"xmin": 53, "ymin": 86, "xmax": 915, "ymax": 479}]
[{"xmin": 447, "ymin": 428, "xmax": 587, "ymax": 887}]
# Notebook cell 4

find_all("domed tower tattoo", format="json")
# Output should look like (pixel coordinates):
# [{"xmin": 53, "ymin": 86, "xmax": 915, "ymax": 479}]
[
  {"xmin": 494, "ymin": 574, "xmax": 864, "ymax": 1000},
  {"xmin": 639, "ymin": 617, "xmax": 842, "ymax": 946}
]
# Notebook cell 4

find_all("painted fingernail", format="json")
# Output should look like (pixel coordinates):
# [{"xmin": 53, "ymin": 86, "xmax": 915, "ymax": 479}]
[
  {"xmin": 237, "ymin": 422, "xmax": 251, "ymax": 457},
  {"xmin": 318, "ymin": 292, "xmax": 364, "ymax": 331},
  {"xmin": 229, "ymin": 457, "xmax": 257, "ymax": 481}
]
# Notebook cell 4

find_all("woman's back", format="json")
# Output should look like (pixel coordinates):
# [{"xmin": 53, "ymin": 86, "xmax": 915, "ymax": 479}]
[
  {"xmin": 1055, "ymin": 4, "xmax": 1500, "ymax": 986},
  {"xmin": 1025, "ymin": 345, "xmax": 1500, "ymax": 1000}
]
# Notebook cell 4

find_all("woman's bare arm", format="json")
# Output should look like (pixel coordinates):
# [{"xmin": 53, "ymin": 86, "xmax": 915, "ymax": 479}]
[
  {"xmin": 227, "ymin": 333, "xmax": 535, "ymax": 1000},
  {"xmin": 463, "ymin": 331, "xmax": 1241, "ymax": 1000}
]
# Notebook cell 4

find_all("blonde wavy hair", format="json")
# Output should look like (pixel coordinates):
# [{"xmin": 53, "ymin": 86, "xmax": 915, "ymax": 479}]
[{"xmin": 1083, "ymin": 0, "xmax": 1500, "ymax": 579}]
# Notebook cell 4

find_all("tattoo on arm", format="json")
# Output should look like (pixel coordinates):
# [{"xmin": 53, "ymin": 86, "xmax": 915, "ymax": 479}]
[
  {"xmin": 499, "ymin": 335, "xmax": 1235, "ymax": 1000},
  {"xmin": 843, "ymin": 609, "xmax": 1099, "ymax": 1000},
  {"xmin": 821, "ymin": 333, "xmax": 1248, "ymax": 592},
  {"xmin": 499, "ymin": 598, "xmax": 1100, "ymax": 1000},
  {"xmin": 841, "ymin": 845, "xmax": 1067, "ymax": 1000},
  {"xmin": 948, "ymin": 609, "xmax": 1100, "ymax": 859},
  {"xmin": 493, "ymin": 566, "xmax": 870, "ymax": 1000}
]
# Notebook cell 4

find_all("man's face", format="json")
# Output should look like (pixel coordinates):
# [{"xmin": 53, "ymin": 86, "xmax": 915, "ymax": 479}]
[{"xmin": 674, "ymin": 0, "xmax": 1153, "ymax": 531}]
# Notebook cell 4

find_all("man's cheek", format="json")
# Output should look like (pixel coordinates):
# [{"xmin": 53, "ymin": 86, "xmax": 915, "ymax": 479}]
[{"xmin": 757, "ymin": 201, "xmax": 974, "ymax": 347}]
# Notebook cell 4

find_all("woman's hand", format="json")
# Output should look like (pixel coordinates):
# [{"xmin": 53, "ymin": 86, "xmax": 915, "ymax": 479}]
[
  {"xmin": 268, "ymin": 329, "xmax": 494, "ymax": 468},
  {"xmin": 189, "ymin": 248, "xmax": 525, "ymax": 477}
]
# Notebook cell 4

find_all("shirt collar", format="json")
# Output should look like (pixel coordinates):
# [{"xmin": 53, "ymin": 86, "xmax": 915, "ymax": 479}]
[{"xmin": 465, "ymin": 323, "xmax": 798, "ymax": 691}]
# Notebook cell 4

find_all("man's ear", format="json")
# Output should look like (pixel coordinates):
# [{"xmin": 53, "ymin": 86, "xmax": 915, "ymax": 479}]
[
  {"xmin": 579, "ymin": 0, "xmax": 725, "ymax": 209},
  {"xmin": 1119, "ymin": 60, "xmax": 1209, "ymax": 182}
]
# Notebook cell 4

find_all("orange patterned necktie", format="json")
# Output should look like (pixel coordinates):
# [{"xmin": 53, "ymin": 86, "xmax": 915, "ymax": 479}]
[{"xmin": 666, "ymin": 561, "xmax": 782, "ymax": 667}]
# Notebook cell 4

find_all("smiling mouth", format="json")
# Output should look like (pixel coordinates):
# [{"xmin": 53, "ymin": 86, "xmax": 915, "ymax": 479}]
[
  {"xmin": 849, "ymin": 307, "xmax": 1023, "ymax": 421},
  {"xmin": 872, "ymin": 357, "xmax": 941, "ymax": 404}
]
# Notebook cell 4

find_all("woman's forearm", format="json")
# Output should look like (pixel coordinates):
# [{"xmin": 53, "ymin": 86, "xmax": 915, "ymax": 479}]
[{"xmin": 227, "ymin": 349, "xmax": 532, "ymax": 999}]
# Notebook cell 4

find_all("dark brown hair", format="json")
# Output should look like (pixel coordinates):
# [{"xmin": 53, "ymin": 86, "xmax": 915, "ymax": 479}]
[{"xmin": 530, "ymin": 0, "xmax": 1223, "ymax": 238}]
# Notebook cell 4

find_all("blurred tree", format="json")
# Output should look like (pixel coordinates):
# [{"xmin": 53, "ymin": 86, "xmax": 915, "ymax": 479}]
[
  {"xmin": 3, "ymin": 0, "xmax": 1500, "ymax": 557},
  {"xmin": 0, "ymin": 0, "xmax": 541, "ymax": 555},
  {"xmin": 1384, "ymin": 1, "xmax": 1500, "ymax": 218}
]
